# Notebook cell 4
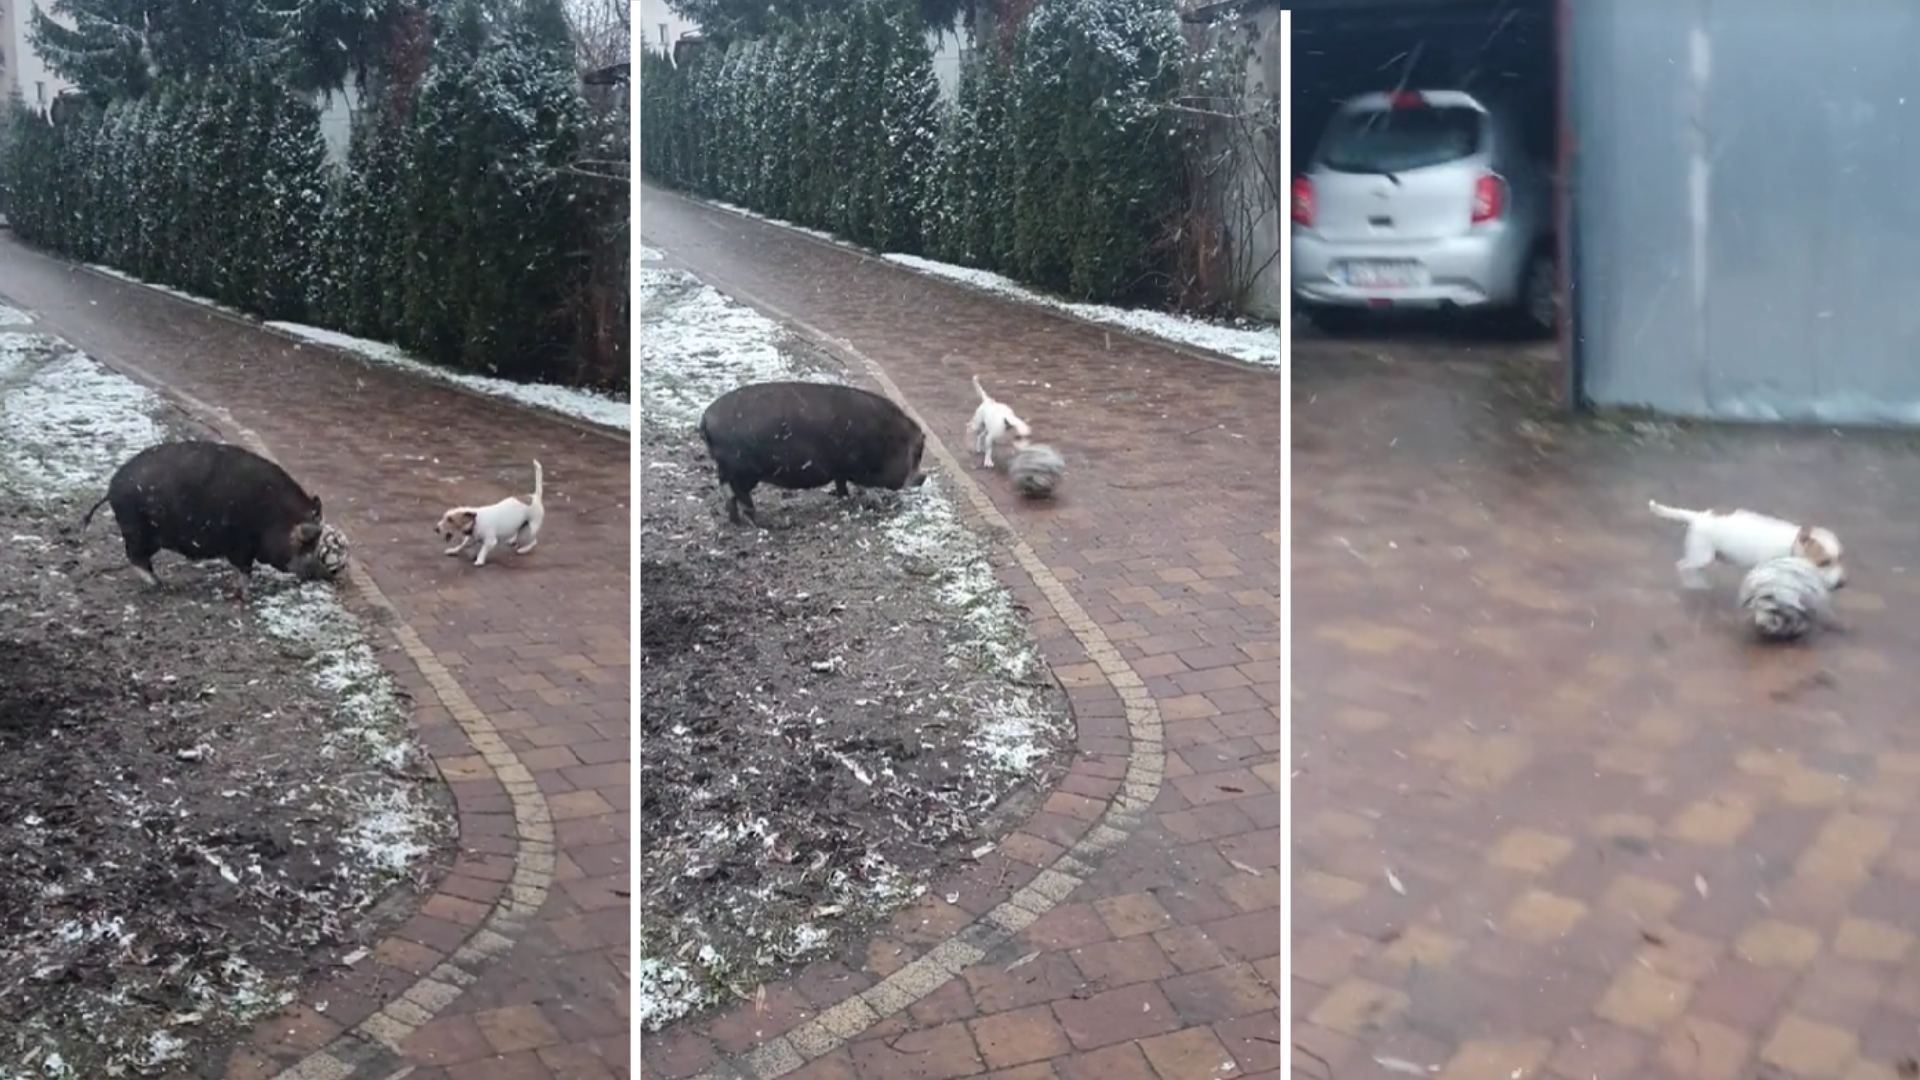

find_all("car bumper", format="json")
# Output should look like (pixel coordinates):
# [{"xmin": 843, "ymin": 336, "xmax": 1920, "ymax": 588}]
[{"xmin": 1291, "ymin": 230, "xmax": 1524, "ymax": 310}]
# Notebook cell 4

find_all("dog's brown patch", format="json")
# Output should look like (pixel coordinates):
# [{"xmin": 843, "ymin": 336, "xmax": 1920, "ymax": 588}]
[{"xmin": 1794, "ymin": 525, "xmax": 1834, "ymax": 566}]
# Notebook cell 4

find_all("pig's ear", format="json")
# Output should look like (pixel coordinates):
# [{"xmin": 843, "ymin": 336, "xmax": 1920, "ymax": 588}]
[{"xmin": 311, "ymin": 494, "xmax": 323, "ymax": 517}]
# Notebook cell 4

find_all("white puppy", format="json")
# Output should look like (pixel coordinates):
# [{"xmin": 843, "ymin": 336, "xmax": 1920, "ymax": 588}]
[
  {"xmin": 965, "ymin": 375, "xmax": 1031, "ymax": 469},
  {"xmin": 439, "ymin": 460, "xmax": 545, "ymax": 567},
  {"xmin": 1649, "ymin": 499, "xmax": 1845, "ymax": 590}
]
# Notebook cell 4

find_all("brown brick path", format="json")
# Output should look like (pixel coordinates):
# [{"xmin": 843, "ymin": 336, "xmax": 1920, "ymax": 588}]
[
  {"xmin": 1294, "ymin": 338, "xmax": 1920, "ymax": 1079},
  {"xmin": 0, "ymin": 235, "xmax": 629, "ymax": 1079},
  {"xmin": 638, "ymin": 186, "xmax": 1282, "ymax": 1079}
]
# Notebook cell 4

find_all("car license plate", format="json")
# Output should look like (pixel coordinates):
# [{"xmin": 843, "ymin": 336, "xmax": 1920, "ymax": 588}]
[{"xmin": 1340, "ymin": 260, "xmax": 1427, "ymax": 289}]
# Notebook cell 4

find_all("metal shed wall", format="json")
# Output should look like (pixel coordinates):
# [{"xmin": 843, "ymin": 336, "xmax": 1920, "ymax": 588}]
[{"xmin": 1572, "ymin": 0, "xmax": 1920, "ymax": 424}]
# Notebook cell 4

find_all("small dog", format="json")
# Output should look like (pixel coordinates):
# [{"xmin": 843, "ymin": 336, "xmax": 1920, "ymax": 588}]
[
  {"xmin": 438, "ymin": 461, "xmax": 545, "ymax": 567},
  {"xmin": 1649, "ymin": 499, "xmax": 1846, "ymax": 590},
  {"xmin": 1008, "ymin": 439, "xmax": 1066, "ymax": 498},
  {"xmin": 965, "ymin": 375, "xmax": 1031, "ymax": 469},
  {"xmin": 1739, "ymin": 556, "xmax": 1840, "ymax": 641}
]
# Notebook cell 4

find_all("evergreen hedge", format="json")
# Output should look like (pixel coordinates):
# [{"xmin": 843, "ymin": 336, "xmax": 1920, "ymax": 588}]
[
  {"xmin": 639, "ymin": 0, "xmax": 1186, "ymax": 306},
  {"xmin": 0, "ymin": 0, "xmax": 627, "ymax": 393}
]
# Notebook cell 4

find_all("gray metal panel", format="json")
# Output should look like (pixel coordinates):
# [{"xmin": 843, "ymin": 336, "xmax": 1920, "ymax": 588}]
[{"xmin": 1574, "ymin": 0, "xmax": 1920, "ymax": 424}]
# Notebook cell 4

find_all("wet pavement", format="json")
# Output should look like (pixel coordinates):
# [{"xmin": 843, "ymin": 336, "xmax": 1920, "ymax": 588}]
[
  {"xmin": 0, "ymin": 234, "xmax": 630, "ymax": 1079},
  {"xmin": 1293, "ymin": 330, "xmax": 1920, "ymax": 1079},
  {"xmin": 639, "ymin": 186, "xmax": 1282, "ymax": 1080}
]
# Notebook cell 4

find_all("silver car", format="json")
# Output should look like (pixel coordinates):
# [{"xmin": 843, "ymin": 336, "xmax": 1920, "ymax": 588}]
[{"xmin": 1291, "ymin": 89, "xmax": 1555, "ymax": 334}]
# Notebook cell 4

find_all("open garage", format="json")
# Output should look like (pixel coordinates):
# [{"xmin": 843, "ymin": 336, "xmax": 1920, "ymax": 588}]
[
  {"xmin": 1290, "ymin": 0, "xmax": 1565, "ymax": 360},
  {"xmin": 1296, "ymin": 0, "xmax": 1920, "ymax": 425}
]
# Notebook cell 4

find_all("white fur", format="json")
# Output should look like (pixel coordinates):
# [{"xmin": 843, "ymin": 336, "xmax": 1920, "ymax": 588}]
[
  {"xmin": 1649, "ymin": 499, "xmax": 1846, "ymax": 589},
  {"xmin": 439, "ymin": 461, "xmax": 545, "ymax": 567},
  {"xmin": 965, "ymin": 375, "xmax": 1032, "ymax": 469}
]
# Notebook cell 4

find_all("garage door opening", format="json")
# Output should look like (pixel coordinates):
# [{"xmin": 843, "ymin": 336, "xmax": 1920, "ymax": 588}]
[{"xmin": 1290, "ymin": 0, "xmax": 1570, "ymax": 391}]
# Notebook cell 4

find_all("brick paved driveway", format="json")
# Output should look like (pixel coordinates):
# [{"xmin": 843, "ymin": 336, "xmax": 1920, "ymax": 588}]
[
  {"xmin": 0, "ymin": 234, "xmax": 629, "ymax": 1079},
  {"xmin": 639, "ymin": 186, "xmax": 1282, "ymax": 1079},
  {"xmin": 1294, "ymin": 337, "xmax": 1920, "ymax": 1079}
]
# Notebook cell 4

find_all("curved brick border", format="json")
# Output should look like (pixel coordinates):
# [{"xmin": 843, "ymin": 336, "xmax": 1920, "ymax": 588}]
[
  {"xmin": 70, "ymin": 351, "xmax": 560, "ymax": 1080},
  {"xmin": 673, "ymin": 295, "xmax": 1171, "ymax": 1080}
]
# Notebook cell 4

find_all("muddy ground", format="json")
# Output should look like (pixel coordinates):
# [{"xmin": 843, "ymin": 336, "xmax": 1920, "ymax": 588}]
[
  {"xmin": 638, "ymin": 278, "xmax": 1072, "ymax": 1027},
  {"xmin": 0, "ymin": 336, "xmax": 453, "ymax": 1078}
]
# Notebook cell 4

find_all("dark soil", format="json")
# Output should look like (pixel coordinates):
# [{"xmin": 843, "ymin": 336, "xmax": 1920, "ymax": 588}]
[
  {"xmin": 0, "ymin": 494, "xmax": 453, "ymax": 1076},
  {"xmin": 638, "ymin": 338, "xmax": 1070, "ymax": 1027}
]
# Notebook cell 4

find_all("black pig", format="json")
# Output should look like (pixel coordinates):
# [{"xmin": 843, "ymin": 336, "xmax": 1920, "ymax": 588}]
[
  {"xmin": 82, "ymin": 440, "xmax": 329, "ymax": 597},
  {"xmin": 699, "ymin": 381, "xmax": 930, "ymax": 526}
]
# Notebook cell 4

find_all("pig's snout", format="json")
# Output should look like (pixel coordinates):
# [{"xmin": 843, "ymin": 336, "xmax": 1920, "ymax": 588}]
[{"xmin": 908, "ymin": 472, "xmax": 929, "ymax": 488}]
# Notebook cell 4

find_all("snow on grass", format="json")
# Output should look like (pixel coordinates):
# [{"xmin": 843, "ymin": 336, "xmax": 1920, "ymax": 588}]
[
  {"xmin": 884, "ymin": 253, "xmax": 1280, "ymax": 368},
  {"xmin": 881, "ymin": 480, "xmax": 1039, "ymax": 684},
  {"xmin": 635, "ymin": 955, "xmax": 709, "ymax": 1033},
  {"xmin": 265, "ymin": 321, "xmax": 631, "ymax": 432},
  {"xmin": 0, "ymin": 331, "xmax": 439, "ymax": 1078},
  {"xmin": 0, "ymin": 335, "xmax": 166, "ymax": 503},
  {"xmin": 253, "ymin": 581, "xmax": 437, "ymax": 873},
  {"xmin": 641, "ymin": 245, "xmax": 665, "ymax": 262},
  {"xmin": 0, "ymin": 325, "xmax": 435, "ymax": 883},
  {"xmin": 255, "ymin": 582, "xmax": 418, "ymax": 773},
  {"xmin": 639, "ymin": 264, "xmax": 1067, "ymax": 1031},
  {"xmin": 642, "ymin": 263, "xmax": 1057, "ymax": 781},
  {"xmin": 639, "ymin": 265, "xmax": 841, "ymax": 427},
  {"xmin": 0, "ymin": 303, "xmax": 30, "ymax": 326},
  {"xmin": 881, "ymin": 479, "xmax": 1055, "ymax": 782}
]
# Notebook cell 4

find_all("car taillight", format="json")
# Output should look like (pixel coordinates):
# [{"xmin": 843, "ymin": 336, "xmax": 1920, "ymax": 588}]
[
  {"xmin": 1292, "ymin": 175, "xmax": 1314, "ymax": 227},
  {"xmin": 1389, "ymin": 91, "xmax": 1425, "ymax": 109},
  {"xmin": 1472, "ymin": 172, "xmax": 1506, "ymax": 224}
]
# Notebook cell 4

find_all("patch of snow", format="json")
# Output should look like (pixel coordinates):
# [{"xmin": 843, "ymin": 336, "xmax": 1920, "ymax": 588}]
[
  {"xmin": 695, "ymin": 199, "xmax": 1279, "ymax": 367},
  {"xmin": 0, "ymin": 303, "xmax": 31, "ymax": 326},
  {"xmin": 882, "ymin": 253, "xmax": 1280, "ymax": 368},
  {"xmin": 881, "ymin": 479, "xmax": 1041, "ymax": 683},
  {"xmin": 636, "ymin": 955, "xmax": 716, "ymax": 1032},
  {"xmin": 139, "ymin": 1031, "xmax": 187, "ymax": 1070},
  {"xmin": 640, "ymin": 245, "xmax": 665, "ymax": 262},
  {"xmin": 85, "ymin": 266, "xmax": 247, "ymax": 318},
  {"xmin": 265, "ymin": 322, "xmax": 631, "ymax": 432},
  {"xmin": 710, "ymin": 201, "xmax": 845, "ymax": 246},
  {"xmin": 254, "ymin": 582, "xmax": 421, "ymax": 776},
  {"xmin": 0, "ymin": 335, "xmax": 166, "ymax": 502},
  {"xmin": 638, "ymin": 266, "xmax": 840, "ymax": 427}
]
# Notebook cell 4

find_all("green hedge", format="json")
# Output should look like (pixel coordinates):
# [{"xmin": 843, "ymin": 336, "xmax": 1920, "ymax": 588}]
[
  {"xmin": 0, "ymin": 0, "xmax": 627, "ymax": 392},
  {"xmin": 640, "ymin": 0, "xmax": 1186, "ymax": 306}
]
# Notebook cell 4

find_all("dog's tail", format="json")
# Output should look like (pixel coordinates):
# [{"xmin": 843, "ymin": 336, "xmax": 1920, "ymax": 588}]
[
  {"xmin": 531, "ymin": 460, "xmax": 544, "ymax": 505},
  {"xmin": 971, "ymin": 374, "xmax": 990, "ymax": 403},
  {"xmin": 81, "ymin": 495, "xmax": 110, "ymax": 530},
  {"xmin": 1648, "ymin": 499, "xmax": 1701, "ymax": 524}
]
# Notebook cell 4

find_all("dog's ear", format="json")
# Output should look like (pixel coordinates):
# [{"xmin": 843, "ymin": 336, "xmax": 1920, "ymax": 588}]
[{"xmin": 1794, "ymin": 525, "xmax": 1831, "ymax": 564}]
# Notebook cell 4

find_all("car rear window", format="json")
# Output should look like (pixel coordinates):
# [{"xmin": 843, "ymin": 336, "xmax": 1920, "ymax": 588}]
[{"xmin": 1318, "ymin": 105, "xmax": 1484, "ymax": 174}]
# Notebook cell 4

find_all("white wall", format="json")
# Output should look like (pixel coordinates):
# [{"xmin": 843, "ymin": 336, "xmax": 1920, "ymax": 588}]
[
  {"xmin": 927, "ymin": 22, "xmax": 968, "ymax": 102},
  {"xmin": 0, "ymin": 0, "xmax": 75, "ymax": 110},
  {"xmin": 638, "ymin": 0, "xmax": 699, "ymax": 55},
  {"xmin": 314, "ymin": 82, "xmax": 359, "ymax": 167}
]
